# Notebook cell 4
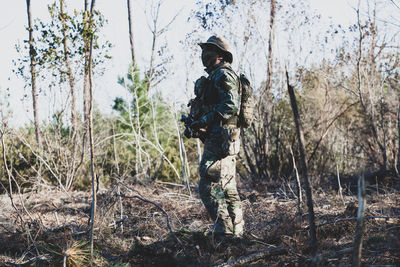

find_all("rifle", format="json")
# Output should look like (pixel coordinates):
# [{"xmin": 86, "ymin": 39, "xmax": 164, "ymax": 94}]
[
  {"xmin": 180, "ymin": 76, "xmax": 209, "ymax": 142},
  {"xmin": 180, "ymin": 114, "xmax": 207, "ymax": 142}
]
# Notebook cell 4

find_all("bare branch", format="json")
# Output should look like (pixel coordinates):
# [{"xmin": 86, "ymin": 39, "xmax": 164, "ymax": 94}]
[
  {"xmin": 118, "ymin": 192, "xmax": 186, "ymax": 254},
  {"xmin": 214, "ymin": 246, "xmax": 287, "ymax": 267}
]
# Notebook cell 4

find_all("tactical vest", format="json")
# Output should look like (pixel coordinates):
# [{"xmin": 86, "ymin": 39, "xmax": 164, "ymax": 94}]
[
  {"xmin": 203, "ymin": 64, "xmax": 240, "ymax": 127},
  {"xmin": 205, "ymin": 64, "xmax": 254, "ymax": 129}
]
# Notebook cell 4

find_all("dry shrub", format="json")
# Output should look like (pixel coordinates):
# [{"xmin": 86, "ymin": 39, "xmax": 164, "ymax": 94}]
[
  {"xmin": 62, "ymin": 241, "xmax": 90, "ymax": 267},
  {"xmin": 1, "ymin": 180, "xmax": 400, "ymax": 266}
]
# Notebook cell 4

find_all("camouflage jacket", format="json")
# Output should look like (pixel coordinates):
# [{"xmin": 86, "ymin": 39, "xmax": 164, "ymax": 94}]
[{"xmin": 199, "ymin": 62, "xmax": 240, "ymax": 131}]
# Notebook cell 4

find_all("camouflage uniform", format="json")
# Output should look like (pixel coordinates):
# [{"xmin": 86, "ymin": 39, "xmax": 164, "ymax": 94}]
[{"xmin": 197, "ymin": 61, "xmax": 244, "ymax": 237}]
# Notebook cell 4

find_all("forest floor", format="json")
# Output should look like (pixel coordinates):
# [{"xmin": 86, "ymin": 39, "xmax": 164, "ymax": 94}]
[{"xmin": 0, "ymin": 175, "xmax": 400, "ymax": 266}]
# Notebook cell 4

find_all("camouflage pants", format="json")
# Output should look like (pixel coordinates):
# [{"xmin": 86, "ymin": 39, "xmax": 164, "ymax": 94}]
[{"xmin": 198, "ymin": 127, "xmax": 244, "ymax": 236}]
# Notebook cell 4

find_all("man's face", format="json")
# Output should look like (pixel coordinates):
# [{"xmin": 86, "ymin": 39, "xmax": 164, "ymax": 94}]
[{"xmin": 201, "ymin": 46, "xmax": 219, "ymax": 68}]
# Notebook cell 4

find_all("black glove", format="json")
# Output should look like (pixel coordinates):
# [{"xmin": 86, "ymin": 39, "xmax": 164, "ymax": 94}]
[
  {"xmin": 190, "ymin": 119, "xmax": 206, "ymax": 131},
  {"xmin": 183, "ymin": 128, "xmax": 192, "ymax": 139}
]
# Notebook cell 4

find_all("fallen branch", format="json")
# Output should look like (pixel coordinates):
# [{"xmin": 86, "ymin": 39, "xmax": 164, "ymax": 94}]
[
  {"xmin": 118, "ymin": 193, "xmax": 186, "ymax": 254},
  {"xmin": 6, "ymin": 255, "xmax": 50, "ymax": 266},
  {"xmin": 315, "ymin": 215, "xmax": 400, "ymax": 228},
  {"xmin": 315, "ymin": 246, "xmax": 400, "ymax": 265},
  {"xmin": 314, "ymin": 247, "xmax": 353, "ymax": 265},
  {"xmin": 15, "ymin": 132, "xmax": 70, "ymax": 196},
  {"xmin": 214, "ymin": 246, "xmax": 287, "ymax": 267},
  {"xmin": 155, "ymin": 181, "xmax": 185, "ymax": 187}
]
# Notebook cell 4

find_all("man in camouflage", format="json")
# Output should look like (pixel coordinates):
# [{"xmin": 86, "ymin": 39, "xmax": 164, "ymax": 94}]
[{"xmin": 190, "ymin": 36, "xmax": 244, "ymax": 238}]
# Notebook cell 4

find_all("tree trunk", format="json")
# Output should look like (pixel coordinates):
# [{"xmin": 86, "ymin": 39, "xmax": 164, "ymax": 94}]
[
  {"xmin": 26, "ymin": 0, "xmax": 41, "ymax": 145},
  {"xmin": 242, "ymin": 130, "xmax": 258, "ymax": 177},
  {"xmin": 112, "ymin": 123, "xmax": 124, "ymax": 233},
  {"xmin": 147, "ymin": 1, "xmax": 162, "ymax": 88},
  {"xmin": 60, "ymin": 0, "xmax": 80, "ymax": 190},
  {"xmin": 352, "ymin": 169, "xmax": 366, "ymax": 267},
  {"xmin": 289, "ymin": 145, "xmax": 302, "ymax": 214},
  {"xmin": 60, "ymin": 0, "xmax": 77, "ymax": 133},
  {"xmin": 148, "ymin": 24, "xmax": 157, "ymax": 88},
  {"xmin": 86, "ymin": 0, "xmax": 97, "ymax": 257},
  {"xmin": 336, "ymin": 163, "xmax": 346, "ymax": 206},
  {"xmin": 256, "ymin": 0, "xmax": 276, "ymax": 179},
  {"xmin": 397, "ymin": 103, "xmax": 400, "ymax": 174},
  {"xmin": 127, "ymin": 0, "xmax": 136, "ymax": 64},
  {"xmin": 266, "ymin": 0, "xmax": 275, "ymax": 93},
  {"xmin": 82, "ymin": 0, "xmax": 90, "ymax": 149},
  {"xmin": 286, "ymin": 71, "xmax": 317, "ymax": 256},
  {"xmin": 173, "ymin": 108, "xmax": 191, "ymax": 195},
  {"xmin": 263, "ymin": 0, "xmax": 276, "ymax": 162},
  {"xmin": 355, "ymin": 3, "xmax": 387, "ymax": 170}
]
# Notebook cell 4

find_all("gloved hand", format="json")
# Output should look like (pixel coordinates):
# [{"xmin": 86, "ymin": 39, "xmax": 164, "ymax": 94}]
[
  {"xmin": 183, "ymin": 128, "xmax": 192, "ymax": 139},
  {"xmin": 190, "ymin": 119, "xmax": 207, "ymax": 131}
]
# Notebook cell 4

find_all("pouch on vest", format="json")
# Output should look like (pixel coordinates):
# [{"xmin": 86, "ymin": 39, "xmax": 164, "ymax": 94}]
[
  {"xmin": 237, "ymin": 74, "xmax": 254, "ymax": 128},
  {"xmin": 221, "ymin": 128, "xmax": 241, "ymax": 157}
]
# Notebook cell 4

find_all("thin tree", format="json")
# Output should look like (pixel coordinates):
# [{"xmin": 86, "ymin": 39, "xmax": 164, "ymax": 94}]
[
  {"xmin": 264, "ymin": 0, "xmax": 276, "ymax": 161},
  {"xmin": 127, "ymin": 0, "xmax": 136, "ymax": 64},
  {"xmin": 286, "ymin": 70, "xmax": 317, "ymax": 256},
  {"xmin": 59, "ymin": 0, "xmax": 81, "ymax": 191},
  {"xmin": 352, "ymin": 169, "xmax": 366, "ymax": 267},
  {"xmin": 261, "ymin": 0, "xmax": 277, "ymax": 175},
  {"xmin": 25, "ymin": 0, "xmax": 41, "ymax": 145},
  {"xmin": 60, "ymin": 0, "xmax": 78, "ymax": 134},
  {"xmin": 397, "ymin": 103, "xmax": 400, "ymax": 174},
  {"xmin": 172, "ymin": 105, "xmax": 191, "ymax": 195},
  {"xmin": 146, "ymin": 0, "xmax": 180, "ymax": 150},
  {"xmin": 265, "ymin": 0, "xmax": 276, "ymax": 95},
  {"xmin": 86, "ymin": 0, "xmax": 97, "ymax": 257},
  {"xmin": 355, "ymin": 1, "xmax": 387, "ymax": 171},
  {"xmin": 244, "ymin": 0, "xmax": 276, "ymax": 180},
  {"xmin": 82, "ymin": 0, "xmax": 90, "ymax": 157},
  {"xmin": 289, "ymin": 145, "xmax": 302, "ymax": 214}
]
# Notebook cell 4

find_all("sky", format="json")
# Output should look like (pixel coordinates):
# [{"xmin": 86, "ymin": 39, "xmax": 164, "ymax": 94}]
[
  {"xmin": 0, "ymin": 0, "xmax": 361, "ymax": 127},
  {"xmin": 0, "ymin": 0, "xmax": 198, "ymax": 126}
]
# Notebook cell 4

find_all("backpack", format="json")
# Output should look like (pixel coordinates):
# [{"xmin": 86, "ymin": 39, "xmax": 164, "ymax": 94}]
[{"xmin": 237, "ymin": 73, "xmax": 254, "ymax": 128}]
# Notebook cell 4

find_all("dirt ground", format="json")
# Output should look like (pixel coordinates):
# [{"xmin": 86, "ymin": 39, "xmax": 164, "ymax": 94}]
[{"xmin": 0, "ymin": 177, "xmax": 400, "ymax": 266}]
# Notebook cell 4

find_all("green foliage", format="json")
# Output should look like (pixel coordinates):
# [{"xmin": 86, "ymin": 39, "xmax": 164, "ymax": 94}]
[
  {"xmin": 13, "ymin": 0, "xmax": 112, "ymax": 90},
  {"xmin": 6, "ymin": 0, "xmax": 117, "ymax": 192},
  {"xmin": 39, "ymin": 240, "xmax": 90, "ymax": 267},
  {"xmin": 114, "ymin": 65, "xmax": 150, "ymax": 129},
  {"xmin": 110, "ymin": 64, "xmax": 185, "ymax": 183},
  {"xmin": 8, "ymin": 0, "xmax": 400, "ymax": 193},
  {"xmin": 0, "ymin": 128, "xmax": 38, "ymax": 193},
  {"xmin": 158, "ymin": 143, "xmax": 180, "ymax": 182}
]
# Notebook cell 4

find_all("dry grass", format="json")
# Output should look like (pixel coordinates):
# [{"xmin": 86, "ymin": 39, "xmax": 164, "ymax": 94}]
[
  {"xmin": 63, "ymin": 241, "xmax": 90, "ymax": 267},
  {"xmin": 0, "ymin": 177, "xmax": 400, "ymax": 266}
]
